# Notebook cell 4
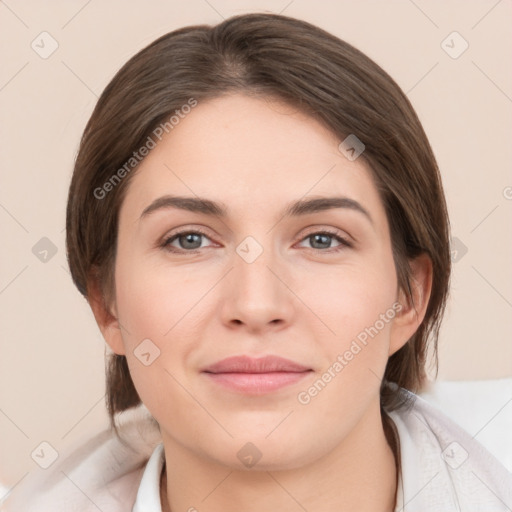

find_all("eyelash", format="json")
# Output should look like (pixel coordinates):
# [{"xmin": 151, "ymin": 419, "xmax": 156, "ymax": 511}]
[{"xmin": 161, "ymin": 228, "xmax": 353, "ymax": 254}]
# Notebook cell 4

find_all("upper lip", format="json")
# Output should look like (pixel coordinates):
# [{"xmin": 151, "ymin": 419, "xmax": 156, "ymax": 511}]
[{"xmin": 202, "ymin": 355, "xmax": 311, "ymax": 374}]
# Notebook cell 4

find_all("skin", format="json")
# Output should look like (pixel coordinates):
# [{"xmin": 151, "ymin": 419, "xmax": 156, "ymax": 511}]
[{"xmin": 90, "ymin": 93, "xmax": 432, "ymax": 512}]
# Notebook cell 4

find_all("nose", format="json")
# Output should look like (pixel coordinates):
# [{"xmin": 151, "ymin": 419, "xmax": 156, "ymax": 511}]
[{"xmin": 220, "ymin": 239, "xmax": 295, "ymax": 333}]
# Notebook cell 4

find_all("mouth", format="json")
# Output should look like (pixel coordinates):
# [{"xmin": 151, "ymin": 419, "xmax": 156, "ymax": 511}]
[{"xmin": 201, "ymin": 355, "xmax": 313, "ymax": 394}]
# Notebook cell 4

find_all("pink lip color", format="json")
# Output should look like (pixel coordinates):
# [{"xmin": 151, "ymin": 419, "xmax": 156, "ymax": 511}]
[{"xmin": 201, "ymin": 355, "xmax": 312, "ymax": 394}]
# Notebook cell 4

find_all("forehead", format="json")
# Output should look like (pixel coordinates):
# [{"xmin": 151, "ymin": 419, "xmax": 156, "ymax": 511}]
[{"xmin": 121, "ymin": 93, "xmax": 386, "ymax": 226}]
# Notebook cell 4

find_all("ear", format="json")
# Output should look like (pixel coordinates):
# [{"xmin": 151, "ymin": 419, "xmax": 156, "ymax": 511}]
[
  {"xmin": 388, "ymin": 253, "xmax": 433, "ymax": 356},
  {"xmin": 87, "ymin": 270, "xmax": 126, "ymax": 356}
]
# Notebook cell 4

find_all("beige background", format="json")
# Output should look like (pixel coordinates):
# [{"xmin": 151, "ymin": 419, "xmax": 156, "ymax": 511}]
[{"xmin": 1, "ymin": 0, "xmax": 511, "ymax": 490}]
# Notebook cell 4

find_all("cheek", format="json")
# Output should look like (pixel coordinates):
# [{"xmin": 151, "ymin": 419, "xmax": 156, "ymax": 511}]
[
  {"xmin": 309, "ymin": 253, "xmax": 398, "ymax": 353},
  {"xmin": 113, "ymin": 257, "xmax": 198, "ymax": 425},
  {"xmin": 114, "ymin": 252, "xmax": 203, "ymax": 345},
  {"xmin": 292, "ymin": 259, "xmax": 399, "ymax": 436},
  {"xmin": 111, "ymin": 247, "xmax": 221, "ymax": 407}
]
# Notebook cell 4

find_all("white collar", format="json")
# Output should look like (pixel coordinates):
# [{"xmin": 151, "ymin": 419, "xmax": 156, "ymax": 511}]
[{"xmin": 132, "ymin": 442, "xmax": 165, "ymax": 512}]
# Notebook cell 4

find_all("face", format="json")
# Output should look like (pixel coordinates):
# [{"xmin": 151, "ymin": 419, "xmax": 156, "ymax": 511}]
[{"xmin": 101, "ymin": 93, "xmax": 419, "ymax": 470}]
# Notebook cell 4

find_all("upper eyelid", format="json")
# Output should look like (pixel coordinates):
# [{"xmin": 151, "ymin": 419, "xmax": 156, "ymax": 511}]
[{"xmin": 162, "ymin": 226, "xmax": 214, "ymax": 243}]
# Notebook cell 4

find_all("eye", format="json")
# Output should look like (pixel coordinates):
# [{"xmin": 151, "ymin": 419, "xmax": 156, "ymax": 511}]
[
  {"xmin": 297, "ymin": 230, "xmax": 352, "ymax": 252},
  {"xmin": 162, "ymin": 229, "xmax": 213, "ymax": 253}
]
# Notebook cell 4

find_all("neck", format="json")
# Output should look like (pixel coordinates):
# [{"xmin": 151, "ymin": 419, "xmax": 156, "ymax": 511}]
[{"xmin": 160, "ymin": 402, "xmax": 397, "ymax": 512}]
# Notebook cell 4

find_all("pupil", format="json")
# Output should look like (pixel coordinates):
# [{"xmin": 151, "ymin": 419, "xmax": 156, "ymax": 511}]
[
  {"xmin": 313, "ymin": 234, "xmax": 330, "ymax": 248},
  {"xmin": 182, "ymin": 233, "xmax": 200, "ymax": 248}
]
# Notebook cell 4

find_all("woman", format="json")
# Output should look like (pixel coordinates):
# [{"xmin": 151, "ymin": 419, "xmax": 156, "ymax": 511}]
[{"xmin": 3, "ymin": 12, "xmax": 511, "ymax": 512}]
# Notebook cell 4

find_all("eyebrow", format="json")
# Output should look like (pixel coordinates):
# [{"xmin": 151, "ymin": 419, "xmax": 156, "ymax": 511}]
[{"xmin": 140, "ymin": 194, "xmax": 373, "ymax": 225}]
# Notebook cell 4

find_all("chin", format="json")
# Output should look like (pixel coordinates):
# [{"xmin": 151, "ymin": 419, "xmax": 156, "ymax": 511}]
[{"xmin": 208, "ymin": 428, "xmax": 324, "ymax": 472}]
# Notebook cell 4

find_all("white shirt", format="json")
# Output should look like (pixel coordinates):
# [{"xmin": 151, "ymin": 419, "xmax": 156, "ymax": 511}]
[{"xmin": 2, "ymin": 388, "xmax": 512, "ymax": 511}]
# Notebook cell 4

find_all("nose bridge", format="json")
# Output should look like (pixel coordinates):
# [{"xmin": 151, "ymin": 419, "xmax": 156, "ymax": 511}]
[
  {"xmin": 223, "ymin": 231, "xmax": 292, "ymax": 326},
  {"xmin": 233, "ymin": 233, "xmax": 280, "ymax": 296}
]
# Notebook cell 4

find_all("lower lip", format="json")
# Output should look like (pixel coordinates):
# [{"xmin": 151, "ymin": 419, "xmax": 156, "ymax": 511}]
[{"xmin": 203, "ymin": 371, "xmax": 311, "ymax": 394}]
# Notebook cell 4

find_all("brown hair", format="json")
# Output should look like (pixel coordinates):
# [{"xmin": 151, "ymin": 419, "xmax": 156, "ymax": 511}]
[{"xmin": 66, "ymin": 13, "xmax": 450, "ymax": 449}]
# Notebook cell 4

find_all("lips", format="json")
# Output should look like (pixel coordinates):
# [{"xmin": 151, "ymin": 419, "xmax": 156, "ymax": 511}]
[
  {"xmin": 201, "ymin": 355, "xmax": 312, "ymax": 394},
  {"xmin": 203, "ymin": 355, "xmax": 311, "ymax": 374}
]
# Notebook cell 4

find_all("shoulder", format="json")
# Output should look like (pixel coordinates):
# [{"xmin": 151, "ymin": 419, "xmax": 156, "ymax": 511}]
[
  {"xmin": 388, "ymin": 387, "xmax": 512, "ymax": 512},
  {"xmin": 0, "ymin": 404, "xmax": 162, "ymax": 512}
]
